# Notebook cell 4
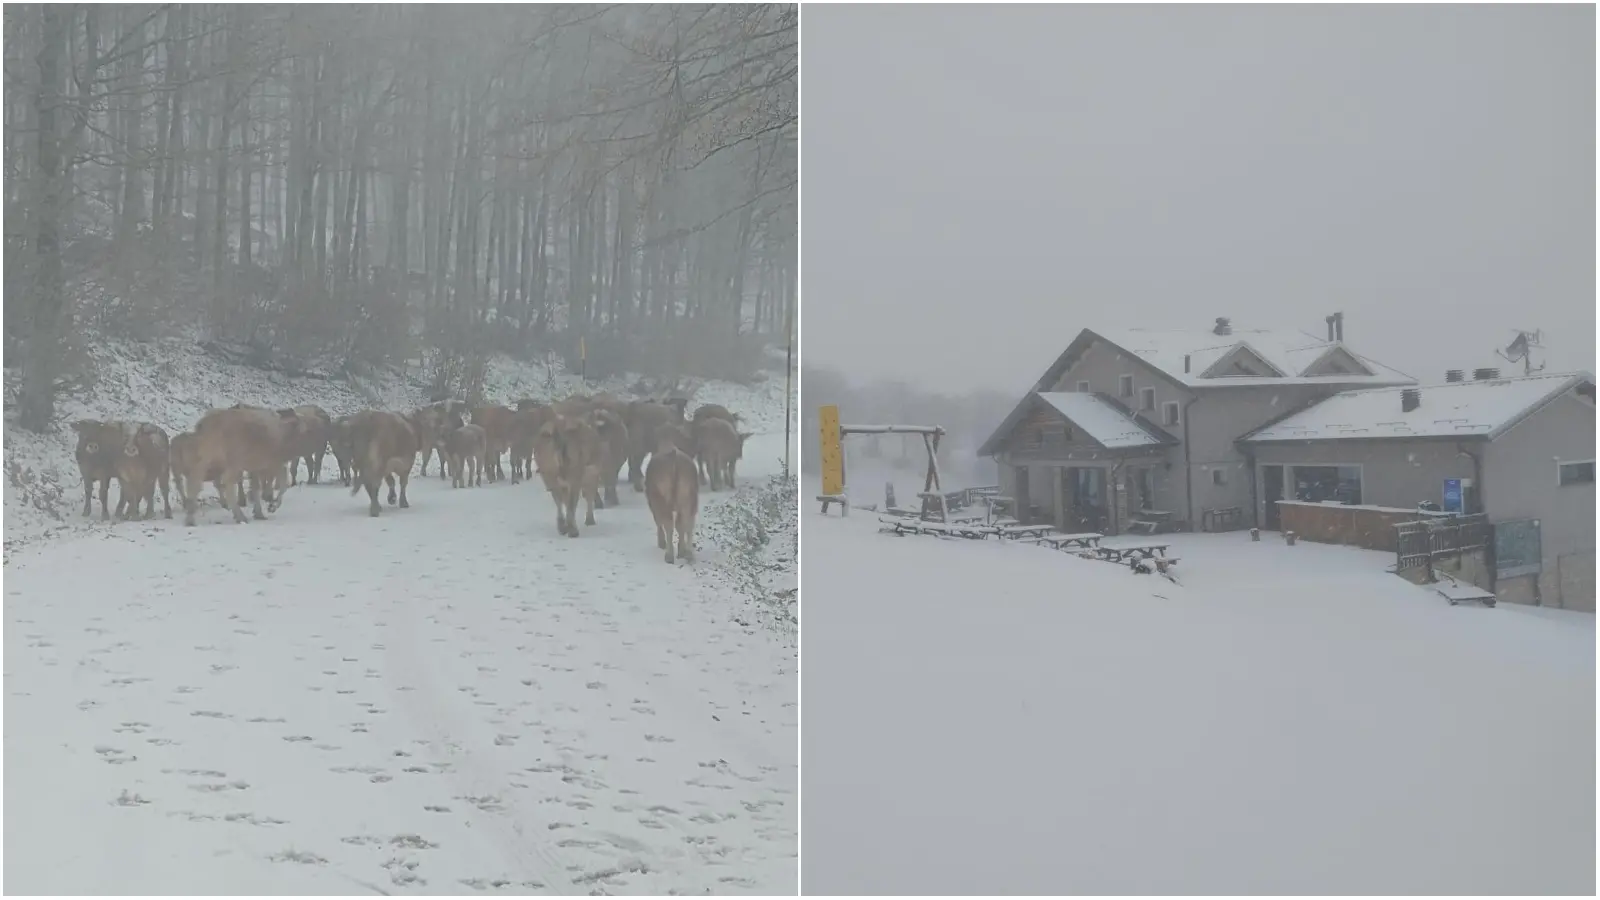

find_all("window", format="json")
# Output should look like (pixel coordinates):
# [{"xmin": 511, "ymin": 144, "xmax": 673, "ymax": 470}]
[
  {"xmin": 1076, "ymin": 380, "xmax": 1091, "ymax": 393},
  {"xmin": 1162, "ymin": 401, "xmax": 1180, "ymax": 427},
  {"xmin": 1559, "ymin": 460, "xmax": 1595, "ymax": 486},
  {"xmin": 1118, "ymin": 374, "xmax": 1134, "ymax": 398},
  {"xmin": 1211, "ymin": 468, "xmax": 1227, "ymax": 486},
  {"xmin": 1291, "ymin": 465, "xmax": 1363, "ymax": 505},
  {"xmin": 1139, "ymin": 387, "xmax": 1155, "ymax": 411}
]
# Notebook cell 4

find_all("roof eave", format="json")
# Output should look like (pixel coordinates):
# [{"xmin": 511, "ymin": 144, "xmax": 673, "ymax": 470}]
[{"xmin": 1485, "ymin": 372, "xmax": 1595, "ymax": 440}]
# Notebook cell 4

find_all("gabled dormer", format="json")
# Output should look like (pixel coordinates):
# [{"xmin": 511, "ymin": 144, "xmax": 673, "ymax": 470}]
[
  {"xmin": 1298, "ymin": 343, "xmax": 1375, "ymax": 378},
  {"xmin": 1199, "ymin": 342, "xmax": 1285, "ymax": 379}
]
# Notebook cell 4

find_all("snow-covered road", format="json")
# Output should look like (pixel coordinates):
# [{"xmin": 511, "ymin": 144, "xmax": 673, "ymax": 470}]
[{"xmin": 4, "ymin": 435, "xmax": 797, "ymax": 895}]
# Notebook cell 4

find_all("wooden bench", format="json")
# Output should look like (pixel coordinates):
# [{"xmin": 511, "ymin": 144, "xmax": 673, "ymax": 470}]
[
  {"xmin": 1436, "ymin": 581, "xmax": 1497, "ymax": 608},
  {"xmin": 818, "ymin": 493, "xmax": 849, "ymax": 515},
  {"xmin": 1203, "ymin": 506, "xmax": 1244, "ymax": 532},
  {"xmin": 1097, "ymin": 542, "xmax": 1171, "ymax": 564},
  {"xmin": 1127, "ymin": 509, "xmax": 1176, "ymax": 535}
]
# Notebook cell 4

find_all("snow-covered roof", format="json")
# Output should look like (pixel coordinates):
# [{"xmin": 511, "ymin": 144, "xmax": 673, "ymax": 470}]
[
  {"xmin": 1242, "ymin": 371, "xmax": 1594, "ymax": 443},
  {"xmin": 977, "ymin": 390, "xmax": 1174, "ymax": 456},
  {"xmin": 1035, "ymin": 392, "xmax": 1167, "ymax": 449},
  {"xmin": 1076, "ymin": 327, "xmax": 1416, "ymax": 389}
]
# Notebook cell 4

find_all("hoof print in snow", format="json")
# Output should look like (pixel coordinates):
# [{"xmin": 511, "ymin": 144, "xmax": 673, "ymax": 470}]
[
  {"xmin": 190, "ymin": 710, "xmax": 231, "ymax": 719},
  {"xmin": 190, "ymin": 780, "xmax": 250, "ymax": 793},
  {"xmin": 390, "ymin": 834, "xmax": 438, "ymax": 850},
  {"xmin": 644, "ymin": 734, "xmax": 675, "ymax": 744},
  {"xmin": 114, "ymin": 721, "xmax": 150, "ymax": 733},
  {"xmin": 113, "ymin": 790, "xmax": 152, "ymax": 806},
  {"xmin": 459, "ymin": 795, "xmax": 505, "ymax": 813},
  {"xmin": 173, "ymin": 685, "xmax": 200, "ymax": 694},
  {"xmin": 269, "ymin": 849, "xmax": 327, "ymax": 865},
  {"xmin": 402, "ymin": 766, "xmax": 430, "ymax": 774},
  {"xmin": 224, "ymin": 812, "xmax": 287, "ymax": 826},
  {"xmin": 330, "ymin": 765, "xmax": 384, "ymax": 776},
  {"xmin": 340, "ymin": 835, "xmax": 383, "ymax": 846},
  {"xmin": 311, "ymin": 743, "xmax": 341, "ymax": 752},
  {"xmin": 423, "ymin": 805, "xmax": 451, "ymax": 813},
  {"xmin": 209, "ymin": 664, "xmax": 236, "ymax": 674},
  {"xmin": 282, "ymin": 735, "xmax": 314, "ymax": 743},
  {"xmin": 77, "ymin": 699, "xmax": 103, "ymax": 711},
  {"xmin": 585, "ymin": 681, "xmax": 606, "ymax": 690},
  {"xmin": 370, "ymin": 774, "xmax": 393, "ymax": 783},
  {"xmin": 493, "ymin": 734, "xmax": 518, "ymax": 746},
  {"xmin": 247, "ymin": 717, "xmax": 287, "ymax": 724}
]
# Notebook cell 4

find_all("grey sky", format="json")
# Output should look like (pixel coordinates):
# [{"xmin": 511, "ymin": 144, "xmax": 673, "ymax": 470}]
[{"xmin": 801, "ymin": 4, "xmax": 1595, "ymax": 395}]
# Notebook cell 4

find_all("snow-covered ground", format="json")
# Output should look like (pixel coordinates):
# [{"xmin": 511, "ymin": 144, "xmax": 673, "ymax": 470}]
[
  {"xmin": 800, "ymin": 481, "xmax": 1595, "ymax": 895},
  {"xmin": 3, "ymin": 342, "xmax": 797, "ymax": 895}
]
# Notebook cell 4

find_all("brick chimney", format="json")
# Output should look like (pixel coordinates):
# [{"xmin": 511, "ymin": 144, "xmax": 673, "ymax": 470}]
[
  {"xmin": 1213, "ymin": 317, "xmax": 1232, "ymax": 336},
  {"xmin": 1401, "ymin": 388, "xmax": 1421, "ymax": 413}
]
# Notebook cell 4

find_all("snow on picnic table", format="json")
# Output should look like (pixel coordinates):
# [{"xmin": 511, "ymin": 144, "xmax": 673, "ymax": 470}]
[
  {"xmin": 4, "ymin": 434, "xmax": 797, "ymax": 895},
  {"xmin": 801, "ymin": 499, "xmax": 1595, "ymax": 895}
]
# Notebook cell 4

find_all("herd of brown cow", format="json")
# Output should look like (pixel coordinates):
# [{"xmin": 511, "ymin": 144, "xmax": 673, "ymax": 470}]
[{"xmin": 69, "ymin": 393, "xmax": 752, "ymax": 565}]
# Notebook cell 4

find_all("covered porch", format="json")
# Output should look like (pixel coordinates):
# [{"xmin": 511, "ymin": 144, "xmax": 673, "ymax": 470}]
[{"xmin": 980, "ymin": 391, "xmax": 1179, "ymax": 535}]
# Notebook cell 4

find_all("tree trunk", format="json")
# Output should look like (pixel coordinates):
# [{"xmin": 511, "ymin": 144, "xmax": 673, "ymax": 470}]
[{"xmin": 18, "ymin": 4, "xmax": 68, "ymax": 431}]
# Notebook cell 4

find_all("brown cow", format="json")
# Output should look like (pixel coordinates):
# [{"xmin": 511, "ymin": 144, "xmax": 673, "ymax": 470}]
[
  {"xmin": 659, "ymin": 396, "xmax": 690, "ymax": 420},
  {"xmin": 590, "ymin": 407, "xmax": 630, "ymax": 507},
  {"xmin": 115, "ymin": 423, "xmax": 173, "ymax": 519},
  {"xmin": 536, "ymin": 414, "xmax": 602, "ymax": 537},
  {"xmin": 468, "ymin": 405, "xmax": 515, "ymax": 483},
  {"xmin": 170, "ymin": 429, "xmax": 276, "ymax": 511},
  {"xmin": 180, "ymin": 406, "xmax": 307, "ymax": 526},
  {"xmin": 624, "ymin": 401, "xmax": 684, "ymax": 492},
  {"xmin": 285, "ymin": 404, "xmax": 332, "ymax": 485},
  {"xmin": 645, "ymin": 437, "xmax": 700, "ymax": 564},
  {"xmin": 445, "ymin": 423, "xmax": 487, "ymax": 488},
  {"xmin": 694, "ymin": 416, "xmax": 752, "ymax": 492},
  {"xmin": 692, "ymin": 404, "xmax": 740, "ymax": 426},
  {"xmin": 71, "ymin": 420, "xmax": 129, "ymax": 520},
  {"xmin": 412, "ymin": 401, "xmax": 467, "ymax": 479},
  {"xmin": 346, "ymin": 410, "xmax": 420, "ymax": 517},
  {"xmin": 169, "ymin": 431, "xmax": 204, "ymax": 509},
  {"xmin": 507, "ymin": 405, "xmax": 548, "ymax": 484}
]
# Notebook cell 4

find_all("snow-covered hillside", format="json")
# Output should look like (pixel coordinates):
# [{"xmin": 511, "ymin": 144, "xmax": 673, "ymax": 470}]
[
  {"xmin": 800, "ymin": 495, "xmax": 1595, "ymax": 895},
  {"xmin": 2, "ymin": 341, "xmax": 797, "ymax": 894}
]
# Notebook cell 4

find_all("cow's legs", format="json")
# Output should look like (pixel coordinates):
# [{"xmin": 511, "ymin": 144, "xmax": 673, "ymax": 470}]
[
  {"xmin": 398, "ymin": 469, "xmax": 411, "ymax": 509},
  {"xmin": 677, "ymin": 508, "xmax": 696, "ymax": 563},
  {"xmin": 99, "ymin": 477, "xmax": 112, "ymax": 520},
  {"xmin": 249, "ymin": 474, "xmax": 267, "ymax": 520}
]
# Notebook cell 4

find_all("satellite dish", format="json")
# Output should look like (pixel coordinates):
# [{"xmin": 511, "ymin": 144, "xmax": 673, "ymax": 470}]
[{"xmin": 1497, "ymin": 329, "xmax": 1546, "ymax": 375}]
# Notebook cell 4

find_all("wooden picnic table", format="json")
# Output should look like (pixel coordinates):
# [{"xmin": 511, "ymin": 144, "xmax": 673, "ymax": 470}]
[
  {"xmin": 1127, "ymin": 510, "xmax": 1175, "ymax": 535},
  {"xmin": 1096, "ymin": 542, "xmax": 1171, "ymax": 563},
  {"xmin": 1031, "ymin": 532, "xmax": 1104, "ymax": 550},
  {"xmin": 878, "ymin": 515, "xmax": 998, "ymax": 540},
  {"xmin": 994, "ymin": 523, "xmax": 1057, "ymax": 540}
]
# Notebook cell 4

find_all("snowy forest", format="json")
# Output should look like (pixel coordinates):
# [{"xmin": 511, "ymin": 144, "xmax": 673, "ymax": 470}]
[{"xmin": 3, "ymin": 4, "xmax": 797, "ymax": 432}]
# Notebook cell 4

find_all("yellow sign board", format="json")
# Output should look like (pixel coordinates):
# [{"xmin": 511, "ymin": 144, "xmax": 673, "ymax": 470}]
[{"xmin": 819, "ymin": 404, "xmax": 844, "ymax": 496}]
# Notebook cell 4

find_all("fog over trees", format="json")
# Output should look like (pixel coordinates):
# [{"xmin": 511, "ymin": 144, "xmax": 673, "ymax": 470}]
[
  {"xmin": 801, "ymin": 362, "xmax": 1009, "ymax": 487},
  {"xmin": 5, "ymin": 4, "xmax": 797, "ymax": 430}
]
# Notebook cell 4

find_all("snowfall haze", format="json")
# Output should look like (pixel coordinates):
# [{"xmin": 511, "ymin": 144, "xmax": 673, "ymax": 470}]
[
  {"xmin": 802, "ymin": 4, "xmax": 1595, "ymax": 395},
  {"xmin": 4, "ymin": 3, "xmax": 796, "ymax": 893}
]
